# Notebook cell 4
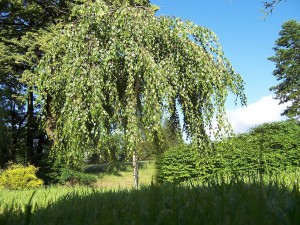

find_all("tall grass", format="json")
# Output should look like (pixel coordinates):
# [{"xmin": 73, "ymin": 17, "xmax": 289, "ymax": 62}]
[
  {"xmin": 0, "ymin": 185, "xmax": 93, "ymax": 213},
  {"xmin": 185, "ymin": 170, "xmax": 300, "ymax": 189},
  {"xmin": 1, "ymin": 174, "xmax": 300, "ymax": 225}
]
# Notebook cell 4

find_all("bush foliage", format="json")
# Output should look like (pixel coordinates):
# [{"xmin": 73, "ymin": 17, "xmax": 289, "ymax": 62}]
[
  {"xmin": 156, "ymin": 120, "xmax": 300, "ymax": 183},
  {"xmin": 216, "ymin": 119, "xmax": 300, "ymax": 175},
  {"xmin": 57, "ymin": 168, "xmax": 97, "ymax": 186},
  {"xmin": 0, "ymin": 163, "xmax": 44, "ymax": 190},
  {"xmin": 156, "ymin": 145, "xmax": 200, "ymax": 183}
]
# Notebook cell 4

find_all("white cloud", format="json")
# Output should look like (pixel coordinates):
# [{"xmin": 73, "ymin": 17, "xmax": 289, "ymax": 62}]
[{"xmin": 227, "ymin": 95, "xmax": 291, "ymax": 133}]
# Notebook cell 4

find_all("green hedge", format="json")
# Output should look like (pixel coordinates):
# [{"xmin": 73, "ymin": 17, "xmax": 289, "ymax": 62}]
[
  {"xmin": 156, "ymin": 145, "xmax": 200, "ymax": 183},
  {"xmin": 156, "ymin": 120, "xmax": 300, "ymax": 183},
  {"xmin": 156, "ymin": 145, "xmax": 229, "ymax": 183},
  {"xmin": 216, "ymin": 120, "xmax": 300, "ymax": 175}
]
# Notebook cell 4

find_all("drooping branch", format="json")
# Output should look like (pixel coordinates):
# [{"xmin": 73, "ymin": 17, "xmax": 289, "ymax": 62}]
[
  {"xmin": 262, "ymin": 0, "xmax": 285, "ymax": 16},
  {"xmin": 28, "ymin": 0, "xmax": 246, "ymax": 168}
]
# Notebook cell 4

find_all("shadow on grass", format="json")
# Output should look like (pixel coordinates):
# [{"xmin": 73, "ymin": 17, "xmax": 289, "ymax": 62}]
[{"xmin": 1, "ymin": 178, "xmax": 300, "ymax": 225}]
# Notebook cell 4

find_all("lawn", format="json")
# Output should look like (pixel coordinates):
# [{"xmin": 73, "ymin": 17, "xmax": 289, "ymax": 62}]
[
  {"xmin": 85, "ymin": 161, "xmax": 156, "ymax": 189},
  {"xmin": 1, "ymin": 167, "xmax": 300, "ymax": 225}
]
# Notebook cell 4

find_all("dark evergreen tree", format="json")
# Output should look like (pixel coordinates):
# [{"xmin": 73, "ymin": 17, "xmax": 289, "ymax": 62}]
[{"xmin": 269, "ymin": 20, "xmax": 300, "ymax": 120}]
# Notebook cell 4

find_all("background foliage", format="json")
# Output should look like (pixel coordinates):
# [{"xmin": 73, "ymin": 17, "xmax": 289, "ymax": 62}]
[
  {"xmin": 156, "ymin": 120, "xmax": 300, "ymax": 183},
  {"xmin": 216, "ymin": 119, "xmax": 300, "ymax": 175}
]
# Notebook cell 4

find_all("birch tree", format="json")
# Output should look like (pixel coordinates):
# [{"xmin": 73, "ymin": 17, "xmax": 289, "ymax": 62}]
[{"xmin": 25, "ymin": 0, "xmax": 246, "ymax": 188}]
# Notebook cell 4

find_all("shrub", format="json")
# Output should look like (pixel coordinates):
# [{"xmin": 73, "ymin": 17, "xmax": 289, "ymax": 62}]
[
  {"xmin": 156, "ymin": 144, "xmax": 200, "ymax": 183},
  {"xmin": 0, "ymin": 163, "xmax": 44, "ymax": 190},
  {"xmin": 156, "ymin": 120, "xmax": 300, "ymax": 184},
  {"xmin": 57, "ymin": 168, "xmax": 97, "ymax": 186},
  {"xmin": 215, "ymin": 120, "xmax": 300, "ymax": 175}
]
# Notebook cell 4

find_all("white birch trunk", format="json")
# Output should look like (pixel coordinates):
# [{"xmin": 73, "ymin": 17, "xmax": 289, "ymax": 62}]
[{"xmin": 133, "ymin": 149, "xmax": 139, "ymax": 189}]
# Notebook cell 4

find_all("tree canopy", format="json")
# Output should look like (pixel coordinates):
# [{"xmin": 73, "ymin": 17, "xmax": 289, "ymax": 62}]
[
  {"xmin": 269, "ymin": 20, "xmax": 300, "ymax": 119},
  {"xmin": 0, "ymin": 0, "xmax": 75, "ymax": 164},
  {"xmin": 23, "ymin": 0, "xmax": 246, "ymax": 164}
]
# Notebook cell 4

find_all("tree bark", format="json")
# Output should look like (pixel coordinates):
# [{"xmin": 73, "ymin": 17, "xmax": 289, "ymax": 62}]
[
  {"xmin": 44, "ymin": 95, "xmax": 56, "ymax": 148},
  {"xmin": 133, "ymin": 148, "xmax": 139, "ymax": 189},
  {"xmin": 26, "ymin": 91, "xmax": 34, "ymax": 163},
  {"xmin": 9, "ymin": 100, "xmax": 17, "ymax": 162},
  {"xmin": 133, "ymin": 74, "xmax": 141, "ymax": 189}
]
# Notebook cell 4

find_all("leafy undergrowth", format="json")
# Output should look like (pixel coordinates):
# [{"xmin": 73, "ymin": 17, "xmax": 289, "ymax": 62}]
[{"xmin": 1, "ymin": 177, "xmax": 299, "ymax": 225}]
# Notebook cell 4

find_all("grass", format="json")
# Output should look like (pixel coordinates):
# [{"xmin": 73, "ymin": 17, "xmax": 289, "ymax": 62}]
[
  {"xmin": 1, "ymin": 177, "xmax": 300, "ymax": 225},
  {"xmin": 1, "ymin": 162, "xmax": 300, "ymax": 225}
]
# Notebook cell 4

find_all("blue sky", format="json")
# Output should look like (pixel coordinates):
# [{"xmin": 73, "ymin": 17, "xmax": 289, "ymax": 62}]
[{"xmin": 151, "ymin": 0, "xmax": 300, "ymax": 133}]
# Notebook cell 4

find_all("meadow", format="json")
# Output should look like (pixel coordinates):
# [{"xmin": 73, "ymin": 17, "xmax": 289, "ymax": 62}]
[
  {"xmin": 1, "ymin": 162, "xmax": 300, "ymax": 225},
  {"xmin": 85, "ymin": 161, "xmax": 156, "ymax": 188}
]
